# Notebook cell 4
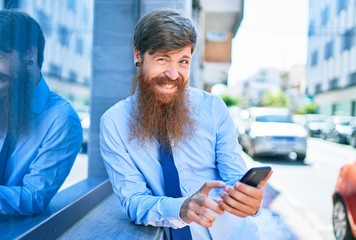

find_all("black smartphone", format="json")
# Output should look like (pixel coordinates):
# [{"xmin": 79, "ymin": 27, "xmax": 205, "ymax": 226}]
[{"xmin": 239, "ymin": 166, "xmax": 272, "ymax": 187}]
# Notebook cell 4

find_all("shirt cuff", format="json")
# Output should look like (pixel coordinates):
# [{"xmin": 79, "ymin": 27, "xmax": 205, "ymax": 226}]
[{"xmin": 162, "ymin": 197, "xmax": 188, "ymax": 229}]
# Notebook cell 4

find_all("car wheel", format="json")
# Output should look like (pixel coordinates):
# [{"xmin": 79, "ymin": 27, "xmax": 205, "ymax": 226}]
[
  {"xmin": 296, "ymin": 154, "xmax": 305, "ymax": 161},
  {"xmin": 351, "ymin": 134, "xmax": 356, "ymax": 148},
  {"xmin": 247, "ymin": 145, "xmax": 255, "ymax": 158},
  {"xmin": 333, "ymin": 198, "xmax": 354, "ymax": 240},
  {"xmin": 336, "ymin": 135, "xmax": 346, "ymax": 144},
  {"xmin": 81, "ymin": 142, "xmax": 88, "ymax": 154}
]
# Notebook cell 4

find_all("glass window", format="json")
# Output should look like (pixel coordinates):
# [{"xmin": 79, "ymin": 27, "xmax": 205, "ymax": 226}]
[
  {"xmin": 341, "ymin": 28, "xmax": 355, "ymax": 52},
  {"xmin": 337, "ymin": 0, "xmax": 349, "ymax": 14},
  {"xmin": 36, "ymin": 9, "xmax": 52, "ymax": 36},
  {"xmin": 324, "ymin": 40, "xmax": 334, "ymax": 60},
  {"xmin": 310, "ymin": 50, "xmax": 318, "ymax": 66},
  {"xmin": 58, "ymin": 25, "xmax": 70, "ymax": 47},
  {"xmin": 308, "ymin": 20, "xmax": 315, "ymax": 36},
  {"xmin": 0, "ymin": 0, "xmax": 93, "ymax": 220},
  {"xmin": 321, "ymin": 7, "xmax": 329, "ymax": 26}
]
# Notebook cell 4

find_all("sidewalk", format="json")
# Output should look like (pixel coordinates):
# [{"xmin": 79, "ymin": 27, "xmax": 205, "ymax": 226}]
[
  {"xmin": 255, "ymin": 184, "xmax": 298, "ymax": 240},
  {"xmin": 245, "ymin": 155, "xmax": 326, "ymax": 240}
]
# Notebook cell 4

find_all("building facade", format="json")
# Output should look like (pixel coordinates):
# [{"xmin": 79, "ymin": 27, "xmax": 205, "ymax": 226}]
[
  {"xmin": 197, "ymin": 0, "xmax": 244, "ymax": 90},
  {"xmin": 306, "ymin": 0, "xmax": 356, "ymax": 116}
]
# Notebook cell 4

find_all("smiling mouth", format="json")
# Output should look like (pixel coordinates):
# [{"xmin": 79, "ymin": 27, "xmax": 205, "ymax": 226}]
[{"xmin": 160, "ymin": 83, "xmax": 176, "ymax": 89}]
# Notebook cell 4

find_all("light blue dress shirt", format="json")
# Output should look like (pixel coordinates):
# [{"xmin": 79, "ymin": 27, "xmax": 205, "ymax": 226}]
[
  {"xmin": 100, "ymin": 88, "xmax": 261, "ymax": 240},
  {"xmin": 0, "ymin": 76, "xmax": 82, "ymax": 215}
]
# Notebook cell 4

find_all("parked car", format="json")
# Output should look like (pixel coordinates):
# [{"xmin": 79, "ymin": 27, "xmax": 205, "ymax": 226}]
[
  {"xmin": 346, "ymin": 118, "xmax": 356, "ymax": 148},
  {"xmin": 77, "ymin": 111, "xmax": 90, "ymax": 154},
  {"xmin": 80, "ymin": 115, "xmax": 90, "ymax": 153},
  {"xmin": 332, "ymin": 161, "xmax": 356, "ymax": 240},
  {"xmin": 321, "ymin": 116, "xmax": 355, "ymax": 144},
  {"xmin": 238, "ymin": 107, "xmax": 307, "ymax": 161},
  {"xmin": 303, "ymin": 114, "xmax": 328, "ymax": 137}
]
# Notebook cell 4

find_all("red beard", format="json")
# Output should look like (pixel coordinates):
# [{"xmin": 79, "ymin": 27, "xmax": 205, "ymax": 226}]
[{"xmin": 129, "ymin": 68, "xmax": 195, "ymax": 148}]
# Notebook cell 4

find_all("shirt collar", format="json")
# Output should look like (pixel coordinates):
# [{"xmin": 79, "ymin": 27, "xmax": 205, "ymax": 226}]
[{"xmin": 31, "ymin": 75, "xmax": 50, "ymax": 115}]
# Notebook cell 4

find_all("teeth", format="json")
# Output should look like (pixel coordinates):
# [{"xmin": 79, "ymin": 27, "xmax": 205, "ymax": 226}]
[{"xmin": 162, "ymin": 84, "xmax": 174, "ymax": 89}]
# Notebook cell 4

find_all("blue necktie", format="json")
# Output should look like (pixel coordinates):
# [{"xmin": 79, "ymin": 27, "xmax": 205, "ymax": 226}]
[
  {"xmin": 160, "ymin": 144, "xmax": 193, "ymax": 240},
  {"xmin": 0, "ymin": 132, "xmax": 12, "ymax": 185}
]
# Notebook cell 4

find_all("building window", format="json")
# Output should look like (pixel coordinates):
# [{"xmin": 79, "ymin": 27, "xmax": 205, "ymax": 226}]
[
  {"xmin": 321, "ymin": 7, "xmax": 329, "ymax": 26},
  {"xmin": 341, "ymin": 28, "xmax": 355, "ymax": 52},
  {"xmin": 36, "ymin": 10, "xmax": 52, "ymax": 36},
  {"xmin": 58, "ymin": 26, "xmax": 70, "ymax": 47},
  {"xmin": 324, "ymin": 41, "xmax": 334, "ymax": 60},
  {"xmin": 66, "ymin": 0, "xmax": 77, "ymax": 12},
  {"xmin": 329, "ymin": 78, "xmax": 339, "ymax": 90},
  {"xmin": 48, "ymin": 63, "xmax": 61, "ymax": 78},
  {"xmin": 337, "ymin": 0, "xmax": 349, "ymax": 14},
  {"xmin": 310, "ymin": 50, "xmax": 318, "ymax": 66},
  {"xmin": 315, "ymin": 83, "xmax": 322, "ymax": 93},
  {"xmin": 76, "ymin": 37, "xmax": 84, "ymax": 55},
  {"xmin": 349, "ymin": 71, "xmax": 356, "ymax": 86},
  {"xmin": 308, "ymin": 20, "xmax": 315, "ymax": 36},
  {"xmin": 68, "ymin": 70, "xmax": 78, "ymax": 83}
]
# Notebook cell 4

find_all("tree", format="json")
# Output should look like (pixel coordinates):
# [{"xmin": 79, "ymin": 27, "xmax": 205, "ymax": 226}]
[
  {"xmin": 221, "ymin": 95, "xmax": 240, "ymax": 107},
  {"xmin": 260, "ymin": 91, "xmax": 290, "ymax": 108},
  {"xmin": 294, "ymin": 102, "xmax": 319, "ymax": 114}
]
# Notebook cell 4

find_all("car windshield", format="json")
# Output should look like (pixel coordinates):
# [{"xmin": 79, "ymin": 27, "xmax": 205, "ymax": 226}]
[
  {"xmin": 338, "ymin": 121, "xmax": 350, "ymax": 126},
  {"xmin": 255, "ymin": 115, "xmax": 293, "ymax": 123}
]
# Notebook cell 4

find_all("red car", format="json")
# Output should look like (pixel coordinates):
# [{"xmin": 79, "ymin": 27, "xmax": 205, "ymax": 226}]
[{"xmin": 333, "ymin": 161, "xmax": 356, "ymax": 240}]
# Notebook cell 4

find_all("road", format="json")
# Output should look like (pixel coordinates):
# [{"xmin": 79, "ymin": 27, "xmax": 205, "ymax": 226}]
[{"xmin": 245, "ymin": 137, "xmax": 356, "ymax": 240}]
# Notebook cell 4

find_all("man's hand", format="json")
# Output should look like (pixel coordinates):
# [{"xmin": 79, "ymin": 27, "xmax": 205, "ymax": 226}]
[
  {"xmin": 218, "ymin": 171, "xmax": 273, "ymax": 217},
  {"xmin": 180, "ymin": 181, "xmax": 225, "ymax": 228}
]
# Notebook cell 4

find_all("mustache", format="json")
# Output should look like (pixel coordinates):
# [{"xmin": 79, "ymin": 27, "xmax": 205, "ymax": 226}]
[{"xmin": 151, "ymin": 75, "xmax": 185, "ymax": 89}]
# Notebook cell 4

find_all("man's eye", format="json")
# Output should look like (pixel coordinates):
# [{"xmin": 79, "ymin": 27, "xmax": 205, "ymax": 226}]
[
  {"xmin": 180, "ymin": 60, "xmax": 189, "ymax": 64},
  {"xmin": 157, "ymin": 58, "xmax": 166, "ymax": 62}
]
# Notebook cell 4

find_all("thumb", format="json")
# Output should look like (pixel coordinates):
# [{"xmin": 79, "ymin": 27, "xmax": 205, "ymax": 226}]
[
  {"xmin": 199, "ymin": 180, "xmax": 225, "ymax": 196},
  {"xmin": 258, "ymin": 170, "xmax": 273, "ymax": 188}
]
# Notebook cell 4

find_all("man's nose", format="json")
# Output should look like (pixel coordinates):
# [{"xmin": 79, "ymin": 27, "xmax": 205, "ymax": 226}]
[{"xmin": 164, "ymin": 64, "xmax": 179, "ymax": 80}]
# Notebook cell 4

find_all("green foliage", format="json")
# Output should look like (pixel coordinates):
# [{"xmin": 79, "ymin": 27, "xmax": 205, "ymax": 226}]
[
  {"xmin": 221, "ymin": 95, "xmax": 240, "ymax": 107},
  {"xmin": 260, "ymin": 91, "xmax": 290, "ymax": 108},
  {"xmin": 294, "ymin": 102, "xmax": 319, "ymax": 114}
]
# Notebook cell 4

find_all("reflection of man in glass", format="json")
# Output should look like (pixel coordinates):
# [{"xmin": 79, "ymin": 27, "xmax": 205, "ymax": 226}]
[{"xmin": 0, "ymin": 9, "xmax": 82, "ymax": 215}]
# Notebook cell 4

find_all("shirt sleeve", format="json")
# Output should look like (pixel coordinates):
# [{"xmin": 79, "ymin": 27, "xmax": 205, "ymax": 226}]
[
  {"xmin": 100, "ymin": 113, "xmax": 188, "ymax": 229},
  {"xmin": 213, "ymin": 96, "xmax": 247, "ymax": 186},
  {"xmin": 0, "ymin": 111, "xmax": 82, "ymax": 215}
]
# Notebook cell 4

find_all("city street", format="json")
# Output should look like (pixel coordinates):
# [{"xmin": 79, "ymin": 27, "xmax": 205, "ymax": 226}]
[{"xmin": 246, "ymin": 137, "xmax": 356, "ymax": 240}]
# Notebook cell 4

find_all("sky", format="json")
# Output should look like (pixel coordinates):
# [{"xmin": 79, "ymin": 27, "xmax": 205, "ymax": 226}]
[{"xmin": 228, "ymin": 0, "xmax": 309, "ymax": 85}]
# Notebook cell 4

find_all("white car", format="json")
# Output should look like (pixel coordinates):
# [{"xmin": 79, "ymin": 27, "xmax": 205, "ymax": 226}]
[{"xmin": 239, "ymin": 107, "xmax": 308, "ymax": 161}]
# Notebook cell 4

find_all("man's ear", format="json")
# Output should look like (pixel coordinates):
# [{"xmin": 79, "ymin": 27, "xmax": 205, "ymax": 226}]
[
  {"xmin": 133, "ymin": 48, "xmax": 141, "ymax": 63},
  {"xmin": 26, "ymin": 47, "xmax": 38, "ymax": 64}
]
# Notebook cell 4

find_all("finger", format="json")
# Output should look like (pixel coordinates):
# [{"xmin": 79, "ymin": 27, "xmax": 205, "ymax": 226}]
[
  {"xmin": 199, "ymin": 181, "xmax": 225, "ymax": 196},
  {"xmin": 222, "ymin": 186, "xmax": 261, "ymax": 212},
  {"xmin": 195, "ymin": 207, "xmax": 216, "ymax": 223},
  {"xmin": 220, "ymin": 188, "xmax": 260, "ymax": 213},
  {"xmin": 188, "ymin": 211, "xmax": 214, "ymax": 228},
  {"xmin": 200, "ymin": 196, "xmax": 224, "ymax": 215},
  {"xmin": 257, "ymin": 170, "xmax": 273, "ymax": 188},
  {"xmin": 228, "ymin": 184, "xmax": 260, "ymax": 202},
  {"xmin": 220, "ymin": 193, "xmax": 255, "ymax": 217}
]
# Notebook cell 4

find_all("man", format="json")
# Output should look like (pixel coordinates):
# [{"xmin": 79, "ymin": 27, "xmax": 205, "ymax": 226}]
[
  {"xmin": 0, "ymin": 9, "xmax": 82, "ymax": 215},
  {"xmin": 100, "ymin": 10, "xmax": 272, "ymax": 240}
]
